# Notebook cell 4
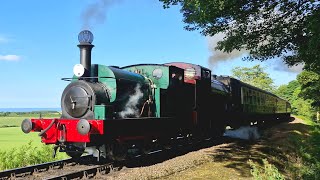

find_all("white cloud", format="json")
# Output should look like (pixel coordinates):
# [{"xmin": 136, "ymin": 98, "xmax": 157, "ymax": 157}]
[
  {"xmin": 0, "ymin": 36, "xmax": 10, "ymax": 43},
  {"xmin": 0, "ymin": 55, "xmax": 21, "ymax": 61}
]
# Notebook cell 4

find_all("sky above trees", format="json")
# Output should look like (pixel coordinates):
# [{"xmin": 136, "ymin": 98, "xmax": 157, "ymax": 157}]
[{"xmin": 0, "ymin": 0, "xmax": 302, "ymax": 108}]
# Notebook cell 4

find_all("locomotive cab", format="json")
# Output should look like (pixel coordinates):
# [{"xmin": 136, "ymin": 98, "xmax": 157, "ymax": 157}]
[{"xmin": 164, "ymin": 62, "xmax": 229, "ymax": 138}]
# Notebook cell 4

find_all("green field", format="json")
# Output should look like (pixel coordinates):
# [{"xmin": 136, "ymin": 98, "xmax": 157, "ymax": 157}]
[
  {"xmin": 0, "ymin": 113, "xmax": 60, "ymax": 128},
  {"xmin": 0, "ymin": 112, "xmax": 60, "ymax": 150},
  {"xmin": 0, "ymin": 127, "xmax": 43, "ymax": 150}
]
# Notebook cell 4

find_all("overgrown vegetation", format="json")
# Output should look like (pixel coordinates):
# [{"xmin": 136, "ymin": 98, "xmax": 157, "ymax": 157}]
[
  {"xmin": 276, "ymin": 80, "xmax": 317, "ymax": 121},
  {"xmin": 248, "ymin": 159, "xmax": 285, "ymax": 180},
  {"xmin": 247, "ymin": 117, "xmax": 320, "ymax": 180},
  {"xmin": 293, "ymin": 121, "xmax": 320, "ymax": 179},
  {"xmin": 0, "ymin": 112, "xmax": 64, "ymax": 170},
  {"xmin": 0, "ymin": 141, "xmax": 65, "ymax": 170}
]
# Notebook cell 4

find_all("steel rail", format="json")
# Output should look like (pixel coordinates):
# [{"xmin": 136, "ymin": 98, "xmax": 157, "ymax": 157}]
[
  {"xmin": 0, "ymin": 136, "xmax": 226, "ymax": 180},
  {"xmin": 44, "ymin": 163, "xmax": 114, "ymax": 180},
  {"xmin": 0, "ymin": 155, "xmax": 95, "ymax": 180},
  {"xmin": 0, "ymin": 158, "xmax": 75, "ymax": 180}
]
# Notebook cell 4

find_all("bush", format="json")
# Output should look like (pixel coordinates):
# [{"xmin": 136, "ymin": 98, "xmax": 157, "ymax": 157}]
[
  {"xmin": 248, "ymin": 159, "xmax": 285, "ymax": 180},
  {"xmin": 297, "ymin": 125, "xmax": 320, "ymax": 179},
  {"xmin": 0, "ymin": 141, "xmax": 64, "ymax": 170}
]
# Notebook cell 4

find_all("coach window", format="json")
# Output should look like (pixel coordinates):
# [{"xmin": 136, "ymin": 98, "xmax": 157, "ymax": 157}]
[
  {"xmin": 245, "ymin": 88, "xmax": 249, "ymax": 104},
  {"xmin": 245, "ymin": 89, "xmax": 249, "ymax": 104},
  {"xmin": 248, "ymin": 90, "xmax": 251, "ymax": 103},
  {"xmin": 253, "ymin": 91, "xmax": 258, "ymax": 105},
  {"xmin": 261, "ymin": 94, "xmax": 265, "ymax": 105},
  {"xmin": 252, "ymin": 91, "xmax": 255, "ymax": 104},
  {"xmin": 267, "ymin": 95, "xmax": 271, "ymax": 106}
]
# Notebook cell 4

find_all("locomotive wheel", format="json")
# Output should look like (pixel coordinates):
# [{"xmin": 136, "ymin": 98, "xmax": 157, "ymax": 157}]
[{"xmin": 106, "ymin": 142, "xmax": 127, "ymax": 161}]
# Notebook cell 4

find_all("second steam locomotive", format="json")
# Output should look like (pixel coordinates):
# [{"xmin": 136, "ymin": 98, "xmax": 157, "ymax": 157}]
[{"xmin": 21, "ymin": 30, "xmax": 292, "ymax": 161}]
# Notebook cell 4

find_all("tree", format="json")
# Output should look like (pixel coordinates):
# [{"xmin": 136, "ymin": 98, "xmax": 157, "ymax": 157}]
[
  {"xmin": 274, "ymin": 80, "xmax": 313, "ymax": 117},
  {"xmin": 275, "ymin": 80, "xmax": 299, "ymax": 102},
  {"xmin": 297, "ymin": 71, "xmax": 320, "ymax": 107},
  {"xmin": 231, "ymin": 64, "xmax": 276, "ymax": 92},
  {"xmin": 160, "ymin": 0, "xmax": 320, "ymax": 72}
]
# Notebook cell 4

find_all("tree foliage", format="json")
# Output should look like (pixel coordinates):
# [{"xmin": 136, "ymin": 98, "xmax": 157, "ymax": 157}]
[
  {"xmin": 160, "ymin": 0, "xmax": 320, "ymax": 72},
  {"xmin": 275, "ymin": 80, "xmax": 299, "ymax": 102},
  {"xmin": 231, "ymin": 65, "xmax": 275, "ymax": 92},
  {"xmin": 275, "ymin": 79, "xmax": 316, "ymax": 120},
  {"xmin": 297, "ymin": 71, "xmax": 320, "ymax": 107}
]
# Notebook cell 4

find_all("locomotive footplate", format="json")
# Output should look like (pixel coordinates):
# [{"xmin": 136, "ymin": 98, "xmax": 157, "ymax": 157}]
[
  {"xmin": 22, "ymin": 118, "xmax": 104, "ymax": 144},
  {"xmin": 22, "ymin": 117, "xmax": 178, "ymax": 144}
]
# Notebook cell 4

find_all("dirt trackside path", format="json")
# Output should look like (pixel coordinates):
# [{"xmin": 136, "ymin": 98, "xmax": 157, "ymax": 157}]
[{"xmin": 106, "ymin": 117, "xmax": 310, "ymax": 180}]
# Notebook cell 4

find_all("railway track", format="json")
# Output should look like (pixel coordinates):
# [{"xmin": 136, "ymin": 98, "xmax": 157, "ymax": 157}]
[
  {"xmin": 0, "ymin": 136, "xmax": 227, "ymax": 180},
  {"xmin": 41, "ymin": 163, "xmax": 115, "ymax": 180},
  {"xmin": 0, "ymin": 155, "xmax": 117, "ymax": 180},
  {"xmin": 0, "ymin": 158, "xmax": 73, "ymax": 180}
]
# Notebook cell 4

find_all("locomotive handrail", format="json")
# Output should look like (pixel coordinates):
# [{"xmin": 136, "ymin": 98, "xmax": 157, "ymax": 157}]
[
  {"xmin": 61, "ymin": 76, "xmax": 116, "ymax": 81},
  {"xmin": 38, "ymin": 119, "xmax": 56, "ymax": 137}
]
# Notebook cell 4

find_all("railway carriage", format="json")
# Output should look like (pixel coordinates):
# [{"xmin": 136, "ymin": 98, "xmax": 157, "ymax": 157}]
[{"xmin": 214, "ymin": 76, "xmax": 292, "ymax": 128}]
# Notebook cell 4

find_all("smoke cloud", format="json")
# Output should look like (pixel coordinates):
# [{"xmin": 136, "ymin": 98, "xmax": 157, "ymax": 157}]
[
  {"xmin": 207, "ymin": 33, "xmax": 304, "ymax": 74},
  {"xmin": 119, "ymin": 84, "xmax": 144, "ymax": 118},
  {"xmin": 80, "ymin": 0, "xmax": 121, "ymax": 30},
  {"xmin": 271, "ymin": 60, "xmax": 304, "ymax": 73},
  {"xmin": 207, "ymin": 33, "xmax": 247, "ymax": 68},
  {"xmin": 223, "ymin": 126, "xmax": 260, "ymax": 141}
]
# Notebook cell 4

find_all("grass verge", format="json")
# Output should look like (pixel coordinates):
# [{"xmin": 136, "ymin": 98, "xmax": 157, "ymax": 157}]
[
  {"xmin": 248, "ymin": 116, "xmax": 320, "ymax": 179},
  {"xmin": 0, "ymin": 141, "xmax": 65, "ymax": 170}
]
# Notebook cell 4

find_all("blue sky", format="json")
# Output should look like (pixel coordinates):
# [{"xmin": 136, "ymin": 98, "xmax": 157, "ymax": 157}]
[{"xmin": 0, "ymin": 0, "xmax": 300, "ymax": 108}]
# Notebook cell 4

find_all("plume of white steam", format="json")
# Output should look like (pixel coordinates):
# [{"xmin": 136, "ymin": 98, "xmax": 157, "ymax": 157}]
[
  {"xmin": 207, "ymin": 33, "xmax": 247, "ymax": 68},
  {"xmin": 81, "ymin": 0, "xmax": 121, "ymax": 30},
  {"xmin": 224, "ymin": 126, "xmax": 260, "ymax": 141},
  {"xmin": 119, "ymin": 84, "xmax": 143, "ymax": 118}
]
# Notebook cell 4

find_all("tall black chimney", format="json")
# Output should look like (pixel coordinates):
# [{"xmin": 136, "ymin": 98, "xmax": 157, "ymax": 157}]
[{"xmin": 77, "ymin": 30, "xmax": 94, "ymax": 77}]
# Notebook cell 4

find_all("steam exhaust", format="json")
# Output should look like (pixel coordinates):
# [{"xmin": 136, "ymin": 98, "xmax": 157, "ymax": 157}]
[{"xmin": 223, "ymin": 126, "xmax": 260, "ymax": 141}]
